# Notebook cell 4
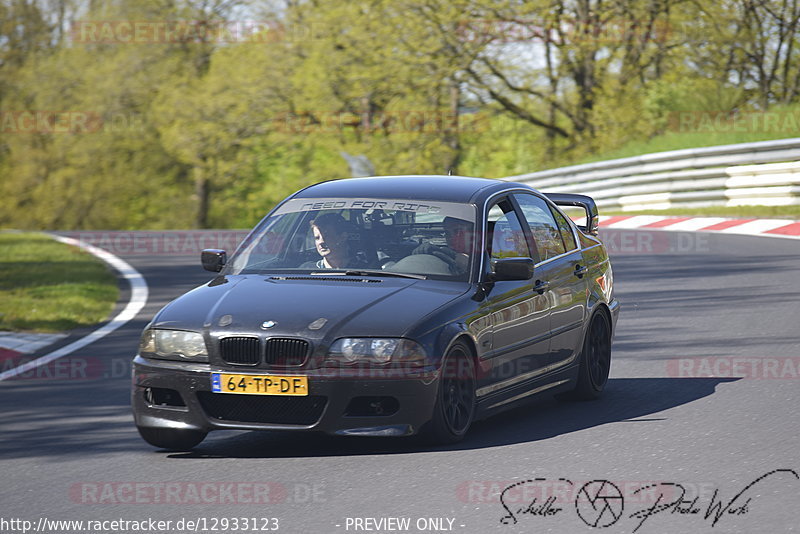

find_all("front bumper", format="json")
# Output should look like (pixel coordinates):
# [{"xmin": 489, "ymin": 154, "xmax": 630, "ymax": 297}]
[{"xmin": 131, "ymin": 356, "xmax": 440, "ymax": 437}]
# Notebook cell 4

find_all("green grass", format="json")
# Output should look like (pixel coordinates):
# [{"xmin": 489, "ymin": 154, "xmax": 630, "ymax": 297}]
[
  {"xmin": 577, "ymin": 130, "xmax": 799, "ymax": 165},
  {"xmin": 0, "ymin": 232, "xmax": 119, "ymax": 332},
  {"xmin": 573, "ymin": 103, "xmax": 800, "ymax": 166},
  {"xmin": 603, "ymin": 205, "xmax": 800, "ymax": 219}
]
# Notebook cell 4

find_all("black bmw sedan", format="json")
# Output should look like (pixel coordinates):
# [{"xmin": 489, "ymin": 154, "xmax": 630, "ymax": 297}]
[{"xmin": 132, "ymin": 175, "xmax": 619, "ymax": 450}]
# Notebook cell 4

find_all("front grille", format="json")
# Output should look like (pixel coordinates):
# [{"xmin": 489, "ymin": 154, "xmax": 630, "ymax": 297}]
[
  {"xmin": 219, "ymin": 337, "xmax": 260, "ymax": 366},
  {"xmin": 197, "ymin": 392, "xmax": 327, "ymax": 425},
  {"xmin": 265, "ymin": 338, "xmax": 309, "ymax": 366}
]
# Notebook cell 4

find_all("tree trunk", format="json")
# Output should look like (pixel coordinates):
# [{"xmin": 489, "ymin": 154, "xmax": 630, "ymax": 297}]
[
  {"xmin": 194, "ymin": 166, "xmax": 210, "ymax": 229},
  {"xmin": 446, "ymin": 82, "xmax": 461, "ymax": 174}
]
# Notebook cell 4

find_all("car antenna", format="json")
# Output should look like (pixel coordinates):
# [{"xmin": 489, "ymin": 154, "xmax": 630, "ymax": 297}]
[{"xmin": 447, "ymin": 168, "xmax": 453, "ymax": 175}]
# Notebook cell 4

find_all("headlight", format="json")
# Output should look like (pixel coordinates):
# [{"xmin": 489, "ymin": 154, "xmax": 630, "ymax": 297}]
[
  {"xmin": 326, "ymin": 338, "xmax": 426, "ymax": 366},
  {"xmin": 139, "ymin": 329, "xmax": 208, "ymax": 362}
]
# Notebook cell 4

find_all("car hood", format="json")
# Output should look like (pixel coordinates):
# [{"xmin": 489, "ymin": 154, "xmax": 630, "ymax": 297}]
[{"xmin": 153, "ymin": 274, "xmax": 470, "ymax": 340}]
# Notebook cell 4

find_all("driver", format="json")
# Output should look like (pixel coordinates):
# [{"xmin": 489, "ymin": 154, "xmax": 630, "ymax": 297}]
[
  {"xmin": 301, "ymin": 213, "xmax": 370, "ymax": 269},
  {"xmin": 411, "ymin": 216, "xmax": 473, "ymax": 273}
]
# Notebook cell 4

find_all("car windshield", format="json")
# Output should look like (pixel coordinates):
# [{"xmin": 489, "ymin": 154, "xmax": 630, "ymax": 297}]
[{"xmin": 228, "ymin": 197, "xmax": 477, "ymax": 281}]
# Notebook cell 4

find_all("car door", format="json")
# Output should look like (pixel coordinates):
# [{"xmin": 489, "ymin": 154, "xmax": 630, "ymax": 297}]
[
  {"xmin": 475, "ymin": 197, "xmax": 552, "ymax": 401},
  {"xmin": 513, "ymin": 193, "xmax": 588, "ymax": 367}
]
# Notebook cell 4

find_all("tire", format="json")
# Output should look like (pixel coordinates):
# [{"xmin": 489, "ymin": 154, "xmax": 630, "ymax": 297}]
[
  {"xmin": 423, "ymin": 341, "xmax": 476, "ymax": 444},
  {"xmin": 136, "ymin": 426, "xmax": 207, "ymax": 451},
  {"xmin": 571, "ymin": 311, "xmax": 612, "ymax": 400}
]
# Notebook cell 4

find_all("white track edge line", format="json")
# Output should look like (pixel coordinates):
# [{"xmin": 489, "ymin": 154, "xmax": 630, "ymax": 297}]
[{"xmin": 0, "ymin": 235, "xmax": 148, "ymax": 381}]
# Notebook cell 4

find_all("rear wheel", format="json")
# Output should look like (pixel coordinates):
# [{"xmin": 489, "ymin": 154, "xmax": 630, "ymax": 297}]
[
  {"xmin": 137, "ymin": 426, "xmax": 207, "ymax": 451},
  {"xmin": 571, "ymin": 311, "xmax": 612, "ymax": 400},
  {"xmin": 424, "ymin": 341, "xmax": 476, "ymax": 444}
]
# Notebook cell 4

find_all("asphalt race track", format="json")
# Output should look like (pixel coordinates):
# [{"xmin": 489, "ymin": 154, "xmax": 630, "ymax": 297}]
[{"xmin": 1, "ymin": 229, "xmax": 798, "ymax": 534}]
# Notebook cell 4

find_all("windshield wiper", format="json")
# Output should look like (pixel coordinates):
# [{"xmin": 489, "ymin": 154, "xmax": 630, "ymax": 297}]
[
  {"xmin": 346, "ymin": 269, "xmax": 427, "ymax": 280},
  {"xmin": 335, "ymin": 269, "xmax": 427, "ymax": 280}
]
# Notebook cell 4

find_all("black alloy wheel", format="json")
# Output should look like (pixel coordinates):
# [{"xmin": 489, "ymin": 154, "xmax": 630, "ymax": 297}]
[
  {"xmin": 425, "ymin": 341, "xmax": 476, "ymax": 444},
  {"xmin": 572, "ymin": 311, "xmax": 612, "ymax": 400}
]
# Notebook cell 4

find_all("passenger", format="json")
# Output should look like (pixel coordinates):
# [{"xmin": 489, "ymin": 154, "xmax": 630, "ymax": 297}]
[{"xmin": 301, "ymin": 213, "xmax": 369, "ymax": 269}]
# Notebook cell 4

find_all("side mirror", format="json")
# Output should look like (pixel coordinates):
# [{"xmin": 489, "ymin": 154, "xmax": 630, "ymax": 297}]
[
  {"xmin": 490, "ymin": 257, "xmax": 534, "ymax": 281},
  {"xmin": 201, "ymin": 249, "xmax": 227, "ymax": 272}
]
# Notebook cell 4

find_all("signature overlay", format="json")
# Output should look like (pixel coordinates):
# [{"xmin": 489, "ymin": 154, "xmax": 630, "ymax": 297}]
[
  {"xmin": 575, "ymin": 480, "xmax": 625, "ymax": 528},
  {"xmin": 499, "ymin": 469, "xmax": 798, "ymax": 531}
]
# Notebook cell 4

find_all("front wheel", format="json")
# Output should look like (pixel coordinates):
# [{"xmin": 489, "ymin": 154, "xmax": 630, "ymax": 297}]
[
  {"xmin": 571, "ymin": 311, "xmax": 612, "ymax": 400},
  {"xmin": 423, "ymin": 341, "xmax": 476, "ymax": 444},
  {"xmin": 137, "ymin": 426, "xmax": 207, "ymax": 451}
]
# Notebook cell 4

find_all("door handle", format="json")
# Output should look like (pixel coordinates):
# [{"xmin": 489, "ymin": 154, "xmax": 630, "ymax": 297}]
[
  {"xmin": 574, "ymin": 264, "xmax": 588, "ymax": 278},
  {"xmin": 533, "ymin": 280, "xmax": 550, "ymax": 294}
]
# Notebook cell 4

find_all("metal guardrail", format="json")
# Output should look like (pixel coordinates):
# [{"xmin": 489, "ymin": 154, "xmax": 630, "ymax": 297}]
[{"xmin": 503, "ymin": 138, "xmax": 800, "ymax": 211}]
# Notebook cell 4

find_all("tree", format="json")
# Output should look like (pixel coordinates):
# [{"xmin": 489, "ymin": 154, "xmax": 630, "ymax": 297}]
[{"xmin": 686, "ymin": 0, "xmax": 800, "ymax": 107}]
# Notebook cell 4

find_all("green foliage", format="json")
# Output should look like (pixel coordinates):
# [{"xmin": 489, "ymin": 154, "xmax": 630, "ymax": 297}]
[
  {"xmin": 1, "ymin": 0, "xmax": 799, "ymax": 230},
  {"xmin": 0, "ymin": 232, "xmax": 118, "ymax": 332}
]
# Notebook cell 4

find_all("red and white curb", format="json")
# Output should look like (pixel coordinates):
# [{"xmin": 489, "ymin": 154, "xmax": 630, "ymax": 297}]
[
  {"xmin": 0, "ymin": 332, "xmax": 67, "ymax": 354},
  {"xmin": 598, "ymin": 215, "xmax": 800, "ymax": 239},
  {"xmin": 0, "ymin": 235, "xmax": 148, "ymax": 382}
]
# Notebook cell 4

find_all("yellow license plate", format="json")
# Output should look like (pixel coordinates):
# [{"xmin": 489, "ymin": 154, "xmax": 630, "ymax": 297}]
[{"xmin": 211, "ymin": 373, "xmax": 308, "ymax": 396}]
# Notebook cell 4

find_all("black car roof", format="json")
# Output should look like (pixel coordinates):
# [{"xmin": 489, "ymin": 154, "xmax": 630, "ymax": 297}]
[{"xmin": 291, "ymin": 175, "xmax": 533, "ymax": 204}]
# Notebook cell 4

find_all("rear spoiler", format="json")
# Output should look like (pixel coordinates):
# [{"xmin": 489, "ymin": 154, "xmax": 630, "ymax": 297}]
[{"xmin": 543, "ymin": 193, "xmax": 600, "ymax": 236}]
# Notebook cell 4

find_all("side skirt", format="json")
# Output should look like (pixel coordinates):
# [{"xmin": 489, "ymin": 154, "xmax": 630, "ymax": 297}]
[{"xmin": 474, "ymin": 364, "xmax": 579, "ymax": 421}]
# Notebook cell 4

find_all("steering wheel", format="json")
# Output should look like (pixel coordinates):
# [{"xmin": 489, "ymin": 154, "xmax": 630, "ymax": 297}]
[{"xmin": 411, "ymin": 244, "xmax": 460, "ymax": 272}]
